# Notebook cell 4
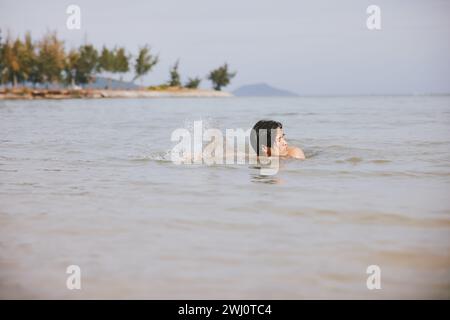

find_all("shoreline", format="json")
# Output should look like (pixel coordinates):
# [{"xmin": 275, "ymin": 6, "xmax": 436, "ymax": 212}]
[{"xmin": 0, "ymin": 88, "xmax": 233, "ymax": 100}]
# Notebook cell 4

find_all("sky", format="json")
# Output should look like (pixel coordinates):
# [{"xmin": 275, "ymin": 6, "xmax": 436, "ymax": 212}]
[{"xmin": 1, "ymin": 0, "xmax": 449, "ymax": 95}]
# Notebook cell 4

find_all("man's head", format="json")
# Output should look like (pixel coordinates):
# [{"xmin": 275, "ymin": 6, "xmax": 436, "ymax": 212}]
[{"xmin": 250, "ymin": 120, "xmax": 288, "ymax": 157}]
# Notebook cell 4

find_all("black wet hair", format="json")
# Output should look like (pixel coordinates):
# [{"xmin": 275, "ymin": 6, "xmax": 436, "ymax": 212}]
[{"xmin": 250, "ymin": 120, "xmax": 283, "ymax": 156}]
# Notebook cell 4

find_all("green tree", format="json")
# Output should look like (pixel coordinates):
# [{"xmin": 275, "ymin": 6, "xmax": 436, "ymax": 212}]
[
  {"xmin": 113, "ymin": 47, "xmax": 129, "ymax": 81},
  {"xmin": 20, "ymin": 32, "xmax": 39, "ymax": 86},
  {"xmin": 168, "ymin": 59, "xmax": 181, "ymax": 87},
  {"xmin": 133, "ymin": 45, "xmax": 158, "ymax": 87},
  {"xmin": 0, "ymin": 29, "xmax": 4, "ymax": 85},
  {"xmin": 207, "ymin": 63, "xmax": 236, "ymax": 91},
  {"xmin": 7, "ymin": 37, "xmax": 22, "ymax": 87},
  {"xmin": 63, "ymin": 49, "xmax": 80, "ymax": 87},
  {"xmin": 0, "ymin": 35, "xmax": 10, "ymax": 86},
  {"xmin": 98, "ymin": 46, "xmax": 114, "ymax": 72},
  {"xmin": 76, "ymin": 44, "xmax": 98, "ymax": 87},
  {"xmin": 36, "ymin": 32, "xmax": 65, "ymax": 87},
  {"xmin": 184, "ymin": 77, "xmax": 201, "ymax": 89},
  {"xmin": 98, "ymin": 46, "xmax": 114, "ymax": 88},
  {"xmin": 0, "ymin": 33, "xmax": 23, "ymax": 87}
]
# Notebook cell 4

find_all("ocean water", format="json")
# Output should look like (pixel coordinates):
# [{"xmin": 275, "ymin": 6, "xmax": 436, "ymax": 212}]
[{"xmin": 0, "ymin": 96, "xmax": 449, "ymax": 299}]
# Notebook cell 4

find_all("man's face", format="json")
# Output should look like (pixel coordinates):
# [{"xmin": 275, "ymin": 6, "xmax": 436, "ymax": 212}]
[{"xmin": 270, "ymin": 128, "xmax": 288, "ymax": 156}]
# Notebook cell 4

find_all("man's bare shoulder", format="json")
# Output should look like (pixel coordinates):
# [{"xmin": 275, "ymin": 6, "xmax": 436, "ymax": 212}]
[{"xmin": 287, "ymin": 146, "xmax": 305, "ymax": 159}]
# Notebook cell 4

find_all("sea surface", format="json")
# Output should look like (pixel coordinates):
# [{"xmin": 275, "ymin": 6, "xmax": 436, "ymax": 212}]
[{"xmin": 0, "ymin": 96, "xmax": 449, "ymax": 298}]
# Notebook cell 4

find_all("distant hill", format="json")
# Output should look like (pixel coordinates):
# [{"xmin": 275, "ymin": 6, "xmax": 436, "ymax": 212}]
[
  {"xmin": 232, "ymin": 83, "xmax": 298, "ymax": 97},
  {"xmin": 90, "ymin": 77, "xmax": 139, "ymax": 90}
]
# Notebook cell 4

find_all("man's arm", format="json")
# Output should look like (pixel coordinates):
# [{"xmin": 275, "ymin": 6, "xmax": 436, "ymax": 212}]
[{"xmin": 287, "ymin": 146, "xmax": 305, "ymax": 159}]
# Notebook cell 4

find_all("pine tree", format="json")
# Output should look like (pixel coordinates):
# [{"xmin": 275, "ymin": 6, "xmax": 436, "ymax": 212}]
[
  {"xmin": 76, "ymin": 44, "xmax": 98, "ymax": 87},
  {"xmin": 168, "ymin": 59, "xmax": 181, "ymax": 87},
  {"xmin": 36, "ymin": 32, "xmax": 65, "ymax": 87},
  {"xmin": 185, "ymin": 77, "xmax": 201, "ymax": 89},
  {"xmin": 133, "ymin": 45, "xmax": 158, "ymax": 87},
  {"xmin": 113, "ymin": 47, "xmax": 129, "ymax": 82},
  {"xmin": 208, "ymin": 63, "xmax": 236, "ymax": 91}
]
